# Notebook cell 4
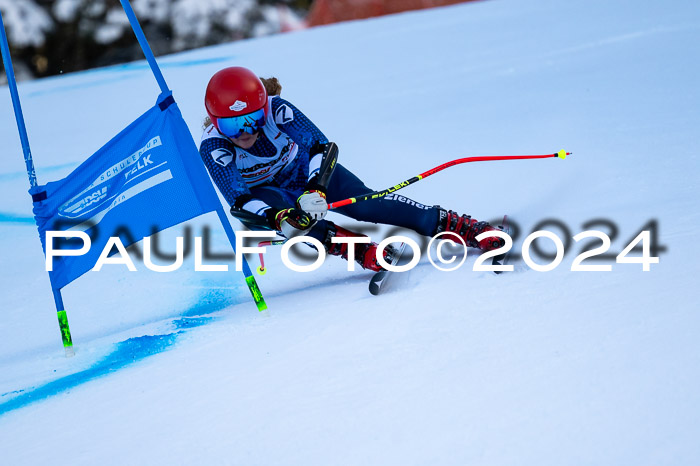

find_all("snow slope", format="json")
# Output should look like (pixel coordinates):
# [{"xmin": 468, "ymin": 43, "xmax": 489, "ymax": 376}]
[{"xmin": 1, "ymin": 0, "xmax": 699, "ymax": 464}]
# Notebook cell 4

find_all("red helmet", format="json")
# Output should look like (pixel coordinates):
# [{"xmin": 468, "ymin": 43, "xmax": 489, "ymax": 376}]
[{"xmin": 205, "ymin": 67, "xmax": 268, "ymax": 131}]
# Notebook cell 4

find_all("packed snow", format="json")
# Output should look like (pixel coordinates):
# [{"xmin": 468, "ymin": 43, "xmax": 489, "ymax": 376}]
[{"xmin": 1, "ymin": 0, "xmax": 699, "ymax": 464}]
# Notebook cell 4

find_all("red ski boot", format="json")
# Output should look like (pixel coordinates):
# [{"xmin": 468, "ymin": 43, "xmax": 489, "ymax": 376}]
[
  {"xmin": 324, "ymin": 223, "xmax": 398, "ymax": 272},
  {"xmin": 435, "ymin": 208, "xmax": 505, "ymax": 251}
]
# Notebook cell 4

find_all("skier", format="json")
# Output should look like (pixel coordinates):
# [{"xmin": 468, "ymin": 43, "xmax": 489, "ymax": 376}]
[{"xmin": 199, "ymin": 66, "xmax": 505, "ymax": 272}]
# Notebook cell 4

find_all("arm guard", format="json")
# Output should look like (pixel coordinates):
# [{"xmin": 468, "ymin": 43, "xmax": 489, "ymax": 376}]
[{"xmin": 306, "ymin": 141, "xmax": 338, "ymax": 192}]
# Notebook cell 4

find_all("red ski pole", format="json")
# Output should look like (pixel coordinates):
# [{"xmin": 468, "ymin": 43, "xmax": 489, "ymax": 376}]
[{"xmin": 328, "ymin": 150, "xmax": 569, "ymax": 210}]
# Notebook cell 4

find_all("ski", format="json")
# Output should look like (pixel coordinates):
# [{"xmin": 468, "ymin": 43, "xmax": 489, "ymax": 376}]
[
  {"xmin": 491, "ymin": 215, "xmax": 512, "ymax": 273},
  {"xmin": 368, "ymin": 242, "xmax": 408, "ymax": 295},
  {"xmin": 370, "ymin": 215, "xmax": 511, "ymax": 295}
]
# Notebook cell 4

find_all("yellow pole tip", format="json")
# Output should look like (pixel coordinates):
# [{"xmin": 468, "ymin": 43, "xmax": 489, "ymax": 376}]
[
  {"xmin": 557, "ymin": 149, "xmax": 568, "ymax": 159},
  {"xmin": 257, "ymin": 266, "xmax": 266, "ymax": 275}
]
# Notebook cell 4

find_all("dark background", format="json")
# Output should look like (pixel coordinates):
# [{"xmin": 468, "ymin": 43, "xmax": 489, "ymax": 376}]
[{"xmin": 1, "ymin": 0, "xmax": 312, "ymax": 81}]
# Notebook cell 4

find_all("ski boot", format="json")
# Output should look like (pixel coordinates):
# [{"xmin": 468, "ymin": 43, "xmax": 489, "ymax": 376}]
[
  {"xmin": 435, "ymin": 208, "xmax": 505, "ymax": 251},
  {"xmin": 324, "ymin": 223, "xmax": 399, "ymax": 272}
]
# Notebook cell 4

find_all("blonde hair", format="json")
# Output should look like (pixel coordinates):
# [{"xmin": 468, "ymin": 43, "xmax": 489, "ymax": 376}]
[{"xmin": 203, "ymin": 76, "xmax": 281, "ymax": 129}]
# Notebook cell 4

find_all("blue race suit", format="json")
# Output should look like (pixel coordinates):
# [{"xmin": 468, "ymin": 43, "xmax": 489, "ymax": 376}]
[{"xmin": 199, "ymin": 96, "xmax": 440, "ymax": 243}]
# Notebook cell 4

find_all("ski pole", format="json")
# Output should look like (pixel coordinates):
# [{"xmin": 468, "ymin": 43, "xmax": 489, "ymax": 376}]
[
  {"xmin": 328, "ymin": 150, "xmax": 569, "ymax": 210},
  {"xmin": 256, "ymin": 239, "xmax": 286, "ymax": 274},
  {"xmin": 255, "ymin": 150, "xmax": 569, "ymax": 274}
]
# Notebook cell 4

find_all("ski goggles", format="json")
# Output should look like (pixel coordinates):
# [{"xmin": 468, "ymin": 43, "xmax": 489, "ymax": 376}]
[{"xmin": 216, "ymin": 108, "xmax": 266, "ymax": 139}]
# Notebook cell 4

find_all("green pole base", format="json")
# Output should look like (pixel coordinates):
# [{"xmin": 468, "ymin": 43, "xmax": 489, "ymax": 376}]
[
  {"xmin": 245, "ymin": 275, "xmax": 268, "ymax": 311},
  {"xmin": 57, "ymin": 310, "xmax": 75, "ymax": 357}
]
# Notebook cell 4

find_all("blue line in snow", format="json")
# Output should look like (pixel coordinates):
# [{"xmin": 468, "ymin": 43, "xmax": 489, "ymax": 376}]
[
  {"xmin": 0, "ymin": 332, "xmax": 181, "ymax": 415},
  {"xmin": 0, "ymin": 212, "xmax": 35, "ymax": 224},
  {"xmin": 0, "ymin": 315, "xmax": 215, "ymax": 417}
]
